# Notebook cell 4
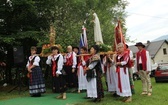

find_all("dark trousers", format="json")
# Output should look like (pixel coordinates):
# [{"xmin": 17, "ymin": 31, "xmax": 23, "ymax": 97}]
[{"xmin": 64, "ymin": 65, "xmax": 78, "ymax": 88}]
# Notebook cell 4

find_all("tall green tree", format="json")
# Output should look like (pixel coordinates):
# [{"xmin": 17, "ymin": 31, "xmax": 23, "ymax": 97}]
[
  {"xmin": 0, "ymin": 0, "xmax": 128, "ymax": 83},
  {"xmin": 0, "ymin": 0, "xmax": 128, "ymax": 47}
]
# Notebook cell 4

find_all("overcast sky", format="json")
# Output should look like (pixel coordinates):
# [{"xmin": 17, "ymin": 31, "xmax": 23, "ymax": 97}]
[{"xmin": 125, "ymin": 0, "xmax": 168, "ymax": 45}]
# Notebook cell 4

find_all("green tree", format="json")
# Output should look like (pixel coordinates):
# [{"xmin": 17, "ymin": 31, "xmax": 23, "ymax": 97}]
[
  {"xmin": 0, "ymin": 0, "xmax": 128, "ymax": 48},
  {"xmin": 0, "ymin": 0, "xmax": 128, "ymax": 83}
]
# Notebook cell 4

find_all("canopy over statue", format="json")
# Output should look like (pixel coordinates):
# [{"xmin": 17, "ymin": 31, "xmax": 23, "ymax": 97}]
[{"xmin": 93, "ymin": 13, "xmax": 104, "ymax": 44}]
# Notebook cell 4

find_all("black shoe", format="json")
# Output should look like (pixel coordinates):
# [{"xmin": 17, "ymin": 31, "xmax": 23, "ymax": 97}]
[
  {"xmin": 31, "ymin": 93, "xmax": 41, "ymax": 97},
  {"xmin": 93, "ymin": 98, "xmax": 97, "ymax": 102},
  {"xmin": 93, "ymin": 98, "xmax": 101, "ymax": 102},
  {"xmin": 113, "ymin": 93, "xmax": 120, "ymax": 97},
  {"xmin": 84, "ymin": 97, "xmax": 91, "ymax": 99},
  {"xmin": 37, "ymin": 93, "xmax": 41, "ymax": 97}
]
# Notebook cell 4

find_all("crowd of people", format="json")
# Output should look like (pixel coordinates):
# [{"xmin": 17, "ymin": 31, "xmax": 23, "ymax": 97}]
[{"xmin": 26, "ymin": 42, "xmax": 152, "ymax": 103}]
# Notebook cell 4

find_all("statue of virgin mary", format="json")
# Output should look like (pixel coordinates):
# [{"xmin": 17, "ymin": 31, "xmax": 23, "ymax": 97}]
[{"xmin": 93, "ymin": 13, "xmax": 104, "ymax": 44}]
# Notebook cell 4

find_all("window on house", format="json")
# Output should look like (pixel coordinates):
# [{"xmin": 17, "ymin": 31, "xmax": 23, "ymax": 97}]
[{"xmin": 163, "ymin": 48, "xmax": 167, "ymax": 55}]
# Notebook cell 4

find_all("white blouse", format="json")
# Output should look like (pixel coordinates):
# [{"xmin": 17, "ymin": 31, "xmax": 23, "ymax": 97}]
[
  {"xmin": 26, "ymin": 55, "xmax": 40, "ymax": 67},
  {"xmin": 63, "ymin": 52, "xmax": 77, "ymax": 68},
  {"xmin": 46, "ymin": 54, "xmax": 64, "ymax": 74},
  {"xmin": 134, "ymin": 51, "xmax": 151, "ymax": 72}
]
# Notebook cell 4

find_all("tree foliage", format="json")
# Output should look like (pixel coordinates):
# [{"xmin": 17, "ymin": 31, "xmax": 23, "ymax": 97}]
[{"xmin": 0, "ymin": 0, "xmax": 128, "ymax": 49}]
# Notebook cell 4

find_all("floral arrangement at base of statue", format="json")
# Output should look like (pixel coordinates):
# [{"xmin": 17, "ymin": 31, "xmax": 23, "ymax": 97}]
[
  {"xmin": 98, "ymin": 44, "xmax": 114, "ymax": 55},
  {"xmin": 39, "ymin": 25, "xmax": 64, "ymax": 57},
  {"xmin": 40, "ymin": 44, "xmax": 63, "ymax": 57}
]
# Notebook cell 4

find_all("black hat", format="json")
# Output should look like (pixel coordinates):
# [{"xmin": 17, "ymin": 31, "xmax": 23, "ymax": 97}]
[{"xmin": 135, "ymin": 42, "xmax": 145, "ymax": 48}]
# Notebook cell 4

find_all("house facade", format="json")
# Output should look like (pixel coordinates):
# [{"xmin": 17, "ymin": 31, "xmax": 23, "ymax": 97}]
[{"xmin": 153, "ymin": 41, "xmax": 168, "ymax": 63}]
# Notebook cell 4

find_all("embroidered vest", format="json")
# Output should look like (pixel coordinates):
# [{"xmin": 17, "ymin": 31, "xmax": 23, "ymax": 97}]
[
  {"xmin": 28, "ymin": 56, "xmax": 36, "ymax": 67},
  {"xmin": 51, "ymin": 55, "xmax": 60, "ymax": 76},
  {"xmin": 65, "ymin": 53, "xmax": 73, "ymax": 66},
  {"xmin": 136, "ymin": 49, "xmax": 147, "ymax": 71}
]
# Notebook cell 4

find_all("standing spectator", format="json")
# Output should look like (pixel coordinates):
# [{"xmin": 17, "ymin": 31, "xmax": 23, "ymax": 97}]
[
  {"xmin": 26, "ymin": 46, "xmax": 46, "ymax": 97},
  {"xmin": 134, "ymin": 42, "xmax": 152, "ymax": 96}
]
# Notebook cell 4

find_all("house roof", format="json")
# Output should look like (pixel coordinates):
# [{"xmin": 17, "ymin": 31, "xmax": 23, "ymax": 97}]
[
  {"xmin": 153, "ymin": 35, "xmax": 168, "ymax": 41},
  {"xmin": 129, "ymin": 40, "xmax": 168, "ymax": 58}
]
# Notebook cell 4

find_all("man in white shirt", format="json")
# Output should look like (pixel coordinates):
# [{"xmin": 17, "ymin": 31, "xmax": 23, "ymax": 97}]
[
  {"xmin": 134, "ymin": 42, "xmax": 152, "ymax": 96},
  {"xmin": 64, "ymin": 46, "xmax": 77, "ymax": 90}
]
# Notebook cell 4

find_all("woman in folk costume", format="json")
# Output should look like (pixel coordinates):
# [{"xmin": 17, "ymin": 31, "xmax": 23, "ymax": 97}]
[
  {"xmin": 103, "ymin": 54, "xmax": 117, "ymax": 93},
  {"xmin": 63, "ymin": 45, "xmax": 77, "ymax": 89},
  {"xmin": 85, "ymin": 45, "xmax": 104, "ymax": 102},
  {"xmin": 134, "ymin": 42, "xmax": 152, "ymax": 96},
  {"xmin": 46, "ymin": 46, "xmax": 67, "ymax": 99},
  {"xmin": 26, "ymin": 46, "xmax": 46, "ymax": 97},
  {"xmin": 77, "ymin": 47, "xmax": 90, "ymax": 93},
  {"xmin": 115, "ymin": 43, "xmax": 132, "ymax": 102}
]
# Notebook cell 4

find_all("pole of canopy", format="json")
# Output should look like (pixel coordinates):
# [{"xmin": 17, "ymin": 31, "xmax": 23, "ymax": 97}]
[{"xmin": 49, "ymin": 24, "xmax": 56, "ymax": 46}]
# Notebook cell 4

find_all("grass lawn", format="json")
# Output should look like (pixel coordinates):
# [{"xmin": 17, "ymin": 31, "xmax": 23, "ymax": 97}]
[
  {"xmin": 0, "ymin": 78, "xmax": 168, "ymax": 105},
  {"xmin": 75, "ymin": 78, "xmax": 168, "ymax": 105}
]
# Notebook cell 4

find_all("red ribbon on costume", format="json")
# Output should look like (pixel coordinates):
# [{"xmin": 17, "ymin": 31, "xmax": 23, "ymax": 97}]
[
  {"xmin": 52, "ymin": 60, "xmax": 57, "ymax": 77},
  {"xmin": 115, "ymin": 52, "xmax": 130, "ymax": 93},
  {"xmin": 27, "ymin": 72, "xmax": 32, "ymax": 83},
  {"xmin": 116, "ymin": 66, "xmax": 122, "ymax": 93},
  {"xmin": 65, "ymin": 53, "xmax": 73, "ymax": 66},
  {"xmin": 104, "ymin": 65, "xmax": 107, "ymax": 73}
]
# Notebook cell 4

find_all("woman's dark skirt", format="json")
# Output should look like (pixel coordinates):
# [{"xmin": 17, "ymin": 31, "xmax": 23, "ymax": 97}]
[
  {"xmin": 29, "ymin": 66, "xmax": 46, "ymax": 95},
  {"xmin": 96, "ymin": 69, "xmax": 104, "ymax": 99},
  {"xmin": 53, "ymin": 75, "xmax": 67, "ymax": 93}
]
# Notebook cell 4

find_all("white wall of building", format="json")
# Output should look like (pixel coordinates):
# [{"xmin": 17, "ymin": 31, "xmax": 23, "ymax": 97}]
[{"xmin": 154, "ymin": 42, "xmax": 168, "ymax": 63}]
